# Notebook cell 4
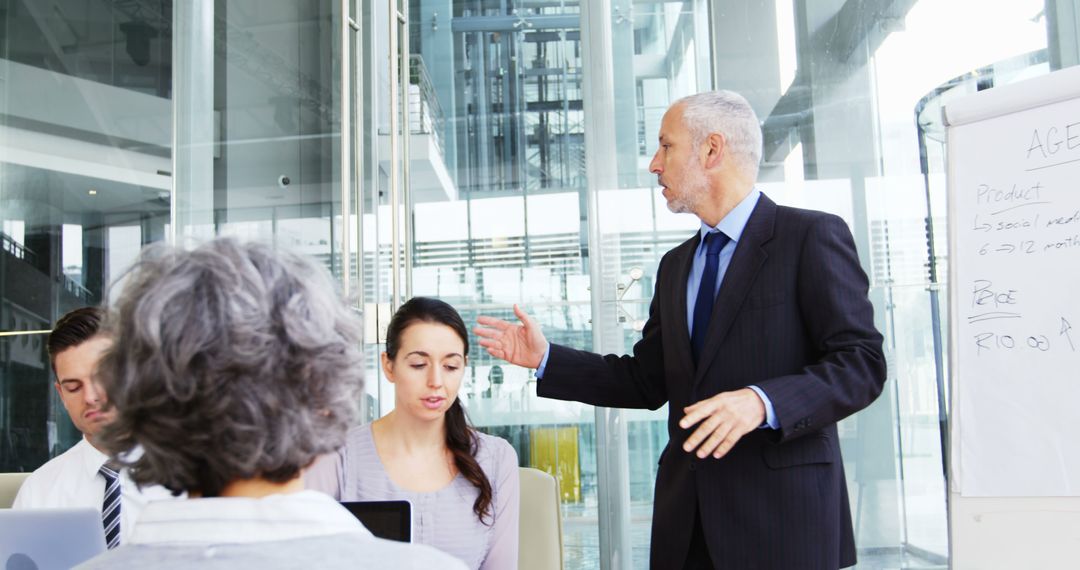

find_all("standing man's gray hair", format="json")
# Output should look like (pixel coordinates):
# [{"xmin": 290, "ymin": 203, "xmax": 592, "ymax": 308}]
[
  {"xmin": 677, "ymin": 90, "xmax": 763, "ymax": 179},
  {"xmin": 96, "ymin": 238, "xmax": 365, "ymax": 498}
]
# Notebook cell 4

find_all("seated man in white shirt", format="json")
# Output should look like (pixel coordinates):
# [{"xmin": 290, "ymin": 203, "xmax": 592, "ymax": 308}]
[{"xmin": 12, "ymin": 307, "xmax": 175, "ymax": 548}]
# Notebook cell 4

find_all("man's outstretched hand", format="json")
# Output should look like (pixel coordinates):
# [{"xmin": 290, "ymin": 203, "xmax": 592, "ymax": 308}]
[{"xmin": 474, "ymin": 304, "xmax": 549, "ymax": 369}]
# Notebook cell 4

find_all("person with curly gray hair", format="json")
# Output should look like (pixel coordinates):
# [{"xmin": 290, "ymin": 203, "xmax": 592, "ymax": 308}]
[{"xmin": 78, "ymin": 238, "xmax": 466, "ymax": 570}]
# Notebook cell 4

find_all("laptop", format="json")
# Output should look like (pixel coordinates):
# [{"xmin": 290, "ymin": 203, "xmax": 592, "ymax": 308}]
[
  {"xmin": 340, "ymin": 500, "xmax": 412, "ymax": 543},
  {"xmin": 0, "ymin": 508, "xmax": 106, "ymax": 569}
]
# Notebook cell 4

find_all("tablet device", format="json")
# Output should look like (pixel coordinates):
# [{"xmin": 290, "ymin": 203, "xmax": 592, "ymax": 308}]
[
  {"xmin": 0, "ymin": 508, "xmax": 106, "ymax": 568},
  {"xmin": 340, "ymin": 500, "xmax": 412, "ymax": 542}
]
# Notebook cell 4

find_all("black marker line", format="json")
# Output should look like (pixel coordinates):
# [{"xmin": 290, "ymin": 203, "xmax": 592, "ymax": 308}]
[
  {"xmin": 967, "ymin": 313, "xmax": 1023, "ymax": 324},
  {"xmin": 1025, "ymin": 156, "xmax": 1080, "ymax": 171},
  {"xmin": 990, "ymin": 202, "xmax": 1052, "ymax": 215}
]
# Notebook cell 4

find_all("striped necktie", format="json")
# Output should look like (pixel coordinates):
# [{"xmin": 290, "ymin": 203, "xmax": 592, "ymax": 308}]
[{"xmin": 98, "ymin": 462, "xmax": 121, "ymax": 549}]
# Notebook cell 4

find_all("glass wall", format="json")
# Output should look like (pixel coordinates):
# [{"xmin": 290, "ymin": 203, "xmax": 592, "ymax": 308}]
[
  {"xmin": 871, "ymin": 2, "xmax": 1049, "ymax": 561},
  {"xmin": 396, "ymin": 1, "xmax": 713, "ymax": 567},
  {"xmin": 708, "ymin": 0, "xmax": 1055, "ymax": 566},
  {"xmin": 2, "ymin": 1, "xmax": 1077, "ymax": 569},
  {"xmin": 0, "ymin": 0, "xmax": 172, "ymax": 470},
  {"xmin": 0, "ymin": 0, "xmax": 351, "ymax": 465}
]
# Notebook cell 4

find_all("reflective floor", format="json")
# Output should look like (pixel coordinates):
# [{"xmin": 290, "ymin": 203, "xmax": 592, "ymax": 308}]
[
  {"xmin": 563, "ymin": 516, "xmax": 949, "ymax": 570},
  {"xmin": 559, "ymin": 417, "xmax": 950, "ymax": 569}
]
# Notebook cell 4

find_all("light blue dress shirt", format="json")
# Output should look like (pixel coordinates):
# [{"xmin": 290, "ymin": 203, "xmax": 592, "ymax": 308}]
[{"xmin": 537, "ymin": 188, "xmax": 778, "ymax": 429}]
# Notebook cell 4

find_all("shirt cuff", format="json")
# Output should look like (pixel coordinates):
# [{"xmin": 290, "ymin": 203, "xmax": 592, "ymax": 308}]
[
  {"xmin": 747, "ymin": 385, "xmax": 779, "ymax": 430},
  {"xmin": 535, "ymin": 344, "xmax": 552, "ymax": 379}
]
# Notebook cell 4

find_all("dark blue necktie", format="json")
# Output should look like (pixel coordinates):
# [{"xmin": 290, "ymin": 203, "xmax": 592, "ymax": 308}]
[{"xmin": 691, "ymin": 230, "xmax": 730, "ymax": 362}]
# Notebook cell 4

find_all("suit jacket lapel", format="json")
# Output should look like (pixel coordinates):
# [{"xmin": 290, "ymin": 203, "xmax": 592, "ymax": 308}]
[
  {"xmin": 670, "ymin": 234, "xmax": 699, "ymax": 381},
  {"xmin": 694, "ymin": 194, "xmax": 777, "ymax": 385}
]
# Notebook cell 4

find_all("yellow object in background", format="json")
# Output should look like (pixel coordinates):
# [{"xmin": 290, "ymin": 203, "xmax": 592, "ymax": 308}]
[{"xmin": 528, "ymin": 426, "xmax": 580, "ymax": 503}]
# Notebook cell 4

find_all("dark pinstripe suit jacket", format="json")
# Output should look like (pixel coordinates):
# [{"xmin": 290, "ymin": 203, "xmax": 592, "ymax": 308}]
[{"xmin": 538, "ymin": 194, "xmax": 886, "ymax": 569}]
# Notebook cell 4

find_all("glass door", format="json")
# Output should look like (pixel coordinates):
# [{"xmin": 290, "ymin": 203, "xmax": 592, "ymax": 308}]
[
  {"xmin": 402, "ymin": 1, "xmax": 601, "ymax": 566},
  {"xmin": 394, "ymin": 1, "xmax": 714, "ymax": 567},
  {"xmin": 353, "ymin": 0, "xmax": 412, "ymax": 419},
  {"xmin": 0, "ymin": 0, "xmax": 174, "ymax": 470},
  {"xmin": 589, "ymin": 1, "xmax": 715, "ymax": 566}
]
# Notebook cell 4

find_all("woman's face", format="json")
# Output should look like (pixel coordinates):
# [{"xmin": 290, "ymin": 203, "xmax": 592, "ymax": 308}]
[{"xmin": 383, "ymin": 321, "xmax": 466, "ymax": 421}]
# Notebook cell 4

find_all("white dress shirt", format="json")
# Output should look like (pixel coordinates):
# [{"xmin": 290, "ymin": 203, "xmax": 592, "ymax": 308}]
[
  {"xmin": 128, "ymin": 490, "xmax": 370, "ymax": 545},
  {"xmin": 76, "ymin": 491, "xmax": 468, "ymax": 570},
  {"xmin": 12, "ymin": 437, "xmax": 177, "ymax": 542}
]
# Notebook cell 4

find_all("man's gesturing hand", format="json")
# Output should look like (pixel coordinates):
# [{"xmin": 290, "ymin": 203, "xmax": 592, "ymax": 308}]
[
  {"xmin": 474, "ymin": 304, "xmax": 549, "ymax": 369},
  {"xmin": 679, "ymin": 388, "xmax": 766, "ymax": 459}
]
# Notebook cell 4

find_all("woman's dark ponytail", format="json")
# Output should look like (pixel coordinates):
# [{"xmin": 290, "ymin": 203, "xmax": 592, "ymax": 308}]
[{"xmin": 445, "ymin": 399, "xmax": 494, "ymax": 524}]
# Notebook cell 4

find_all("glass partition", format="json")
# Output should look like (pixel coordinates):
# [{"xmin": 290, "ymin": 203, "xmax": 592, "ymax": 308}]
[
  {"xmin": 731, "ymin": 0, "xmax": 1052, "ymax": 566},
  {"xmin": 402, "ymin": 1, "xmax": 713, "ymax": 567},
  {"xmin": 0, "ymin": 0, "xmax": 354, "ymax": 470},
  {"xmin": 0, "ymin": 0, "xmax": 172, "ymax": 470},
  {"xmin": 203, "ymin": 0, "xmax": 345, "ymax": 269},
  {"xmin": 404, "ymin": 1, "xmax": 600, "ymax": 565},
  {"xmin": 3, "ymin": 2, "xmax": 1077, "ymax": 569}
]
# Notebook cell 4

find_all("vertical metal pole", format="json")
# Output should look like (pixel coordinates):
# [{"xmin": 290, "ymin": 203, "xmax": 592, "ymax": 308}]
[
  {"xmin": 340, "ymin": 0, "xmax": 358, "ymax": 419},
  {"xmin": 171, "ymin": 0, "xmax": 215, "ymax": 243},
  {"xmin": 917, "ymin": 121, "xmax": 950, "ymax": 484},
  {"xmin": 388, "ymin": 0, "xmax": 401, "ymax": 310},
  {"xmin": 702, "ymin": 0, "xmax": 716, "ymax": 90},
  {"xmin": 340, "ymin": 0, "xmax": 353, "ymax": 297},
  {"xmin": 581, "ymin": 1, "xmax": 633, "ymax": 568},
  {"xmin": 358, "ymin": 0, "xmax": 371, "ymax": 315},
  {"xmin": 400, "ymin": 4, "xmax": 413, "ymax": 299},
  {"xmin": 476, "ymin": 31, "xmax": 492, "ymax": 189},
  {"xmin": 1046, "ymin": 0, "xmax": 1080, "ymax": 70}
]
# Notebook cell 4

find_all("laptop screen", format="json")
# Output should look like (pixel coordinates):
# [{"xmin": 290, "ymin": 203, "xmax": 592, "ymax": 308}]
[
  {"xmin": 340, "ymin": 500, "xmax": 412, "ymax": 542},
  {"xmin": 0, "ymin": 508, "xmax": 106, "ymax": 568}
]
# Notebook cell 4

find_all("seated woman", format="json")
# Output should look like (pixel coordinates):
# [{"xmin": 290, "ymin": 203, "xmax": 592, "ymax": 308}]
[
  {"xmin": 80, "ymin": 239, "xmax": 464, "ymax": 569},
  {"xmin": 307, "ymin": 297, "xmax": 520, "ymax": 570}
]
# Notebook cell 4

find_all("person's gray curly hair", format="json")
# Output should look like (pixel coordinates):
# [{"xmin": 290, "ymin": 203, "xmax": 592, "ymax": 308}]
[
  {"xmin": 676, "ymin": 90, "xmax": 763, "ymax": 179},
  {"xmin": 96, "ymin": 238, "xmax": 364, "ymax": 497}
]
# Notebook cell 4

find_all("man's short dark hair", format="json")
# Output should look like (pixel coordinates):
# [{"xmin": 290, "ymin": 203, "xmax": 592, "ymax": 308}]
[{"xmin": 48, "ymin": 307, "xmax": 104, "ymax": 371}]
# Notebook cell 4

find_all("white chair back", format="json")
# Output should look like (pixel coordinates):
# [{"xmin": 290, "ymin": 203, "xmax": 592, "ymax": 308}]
[
  {"xmin": 518, "ymin": 467, "xmax": 563, "ymax": 570},
  {"xmin": 0, "ymin": 473, "xmax": 31, "ymax": 508}
]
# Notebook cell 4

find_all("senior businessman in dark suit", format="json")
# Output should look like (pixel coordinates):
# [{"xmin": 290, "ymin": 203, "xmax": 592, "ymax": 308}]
[{"xmin": 475, "ymin": 90, "xmax": 886, "ymax": 569}]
